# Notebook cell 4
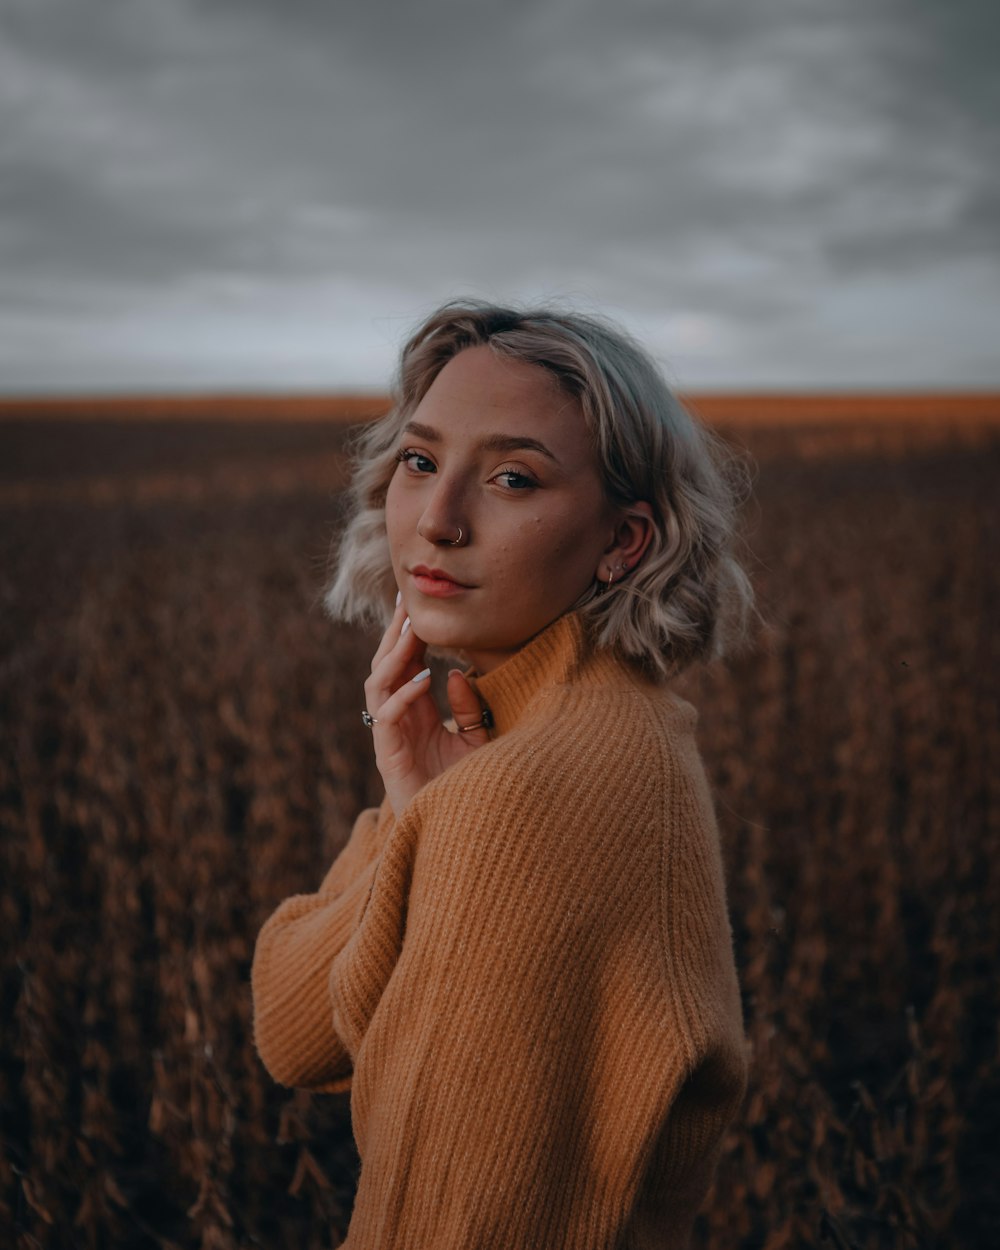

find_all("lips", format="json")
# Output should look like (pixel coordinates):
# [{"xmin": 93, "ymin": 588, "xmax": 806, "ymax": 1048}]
[
  {"xmin": 410, "ymin": 565, "xmax": 473, "ymax": 588},
  {"xmin": 408, "ymin": 565, "xmax": 475, "ymax": 598}
]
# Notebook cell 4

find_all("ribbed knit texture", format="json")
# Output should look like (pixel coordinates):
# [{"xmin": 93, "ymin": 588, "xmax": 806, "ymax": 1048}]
[{"xmin": 252, "ymin": 610, "xmax": 747, "ymax": 1249}]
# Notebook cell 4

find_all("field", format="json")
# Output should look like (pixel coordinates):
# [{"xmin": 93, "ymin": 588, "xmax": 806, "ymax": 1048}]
[{"xmin": 1, "ymin": 396, "xmax": 998, "ymax": 1248}]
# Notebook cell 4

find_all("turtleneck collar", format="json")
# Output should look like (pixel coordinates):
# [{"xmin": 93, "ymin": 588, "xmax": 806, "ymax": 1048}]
[{"xmin": 465, "ymin": 610, "xmax": 595, "ymax": 737}]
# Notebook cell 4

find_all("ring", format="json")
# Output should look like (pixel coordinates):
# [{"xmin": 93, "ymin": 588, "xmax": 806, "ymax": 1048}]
[
  {"xmin": 361, "ymin": 711, "xmax": 378, "ymax": 728},
  {"xmin": 455, "ymin": 708, "xmax": 494, "ymax": 734}
]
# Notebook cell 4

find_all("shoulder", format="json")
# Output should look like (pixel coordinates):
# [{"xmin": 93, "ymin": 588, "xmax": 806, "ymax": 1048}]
[
  {"xmin": 494, "ymin": 663, "xmax": 701, "ymax": 794},
  {"xmin": 409, "ymin": 661, "xmax": 709, "ymax": 862}
]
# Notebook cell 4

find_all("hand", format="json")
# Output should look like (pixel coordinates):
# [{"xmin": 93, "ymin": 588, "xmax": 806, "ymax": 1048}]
[{"xmin": 363, "ymin": 596, "xmax": 491, "ymax": 816}]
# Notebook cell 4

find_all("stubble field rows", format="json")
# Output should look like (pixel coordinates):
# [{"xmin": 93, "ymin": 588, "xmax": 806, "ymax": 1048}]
[{"xmin": 1, "ymin": 401, "xmax": 997, "ymax": 1248}]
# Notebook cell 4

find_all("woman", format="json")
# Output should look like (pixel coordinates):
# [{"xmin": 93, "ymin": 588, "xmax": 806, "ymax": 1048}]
[{"xmin": 252, "ymin": 301, "xmax": 753, "ymax": 1249}]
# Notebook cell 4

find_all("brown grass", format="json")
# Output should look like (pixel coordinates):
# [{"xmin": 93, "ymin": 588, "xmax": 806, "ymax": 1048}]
[
  {"xmin": 3, "ymin": 390, "xmax": 997, "ymax": 426},
  {"xmin": 685, "ymin": 391, "xmax": 1000, "ymax": 425},
  {"xmin": 1, "ymin": 402, "xmax": 997, "ymax": 1248},
  {"xmin": 0, "ymin": 393, "xmax": 390, "ymax": 423}
]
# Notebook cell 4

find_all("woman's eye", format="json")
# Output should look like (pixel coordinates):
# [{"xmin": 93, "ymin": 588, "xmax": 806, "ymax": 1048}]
[
  {"xmin": 397, "ymin": 449, "xmax": 436, "ymax": 474},
  {"xmin": 492, "ymin": 468, "xmax": 537, "ymax": 491}
]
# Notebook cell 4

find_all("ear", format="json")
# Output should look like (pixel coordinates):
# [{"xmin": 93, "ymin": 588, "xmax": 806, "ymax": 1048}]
[{"xmin": 597, "ymin": 501, "xmax": 655, "ymax": 584}]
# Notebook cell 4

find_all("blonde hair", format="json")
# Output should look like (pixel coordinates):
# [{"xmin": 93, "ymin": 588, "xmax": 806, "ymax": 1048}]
[{"xmin": 324, "ymin": 300, "xmax": 754, "ymax": 680}]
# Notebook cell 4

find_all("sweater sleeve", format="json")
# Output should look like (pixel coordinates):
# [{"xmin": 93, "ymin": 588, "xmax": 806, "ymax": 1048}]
[
  {"xmin": 330, "ymin": 742, "xmax": 746, "ymax": 1248},
  {"xmin": 251, "ymin": 796, "xmax": 395, "ymax": 1092}
]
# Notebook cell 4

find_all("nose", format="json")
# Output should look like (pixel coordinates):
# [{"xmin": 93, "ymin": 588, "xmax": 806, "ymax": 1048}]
[{"xmin": 416, "ymin": 476, "xmax": 469, "ymax": 547}]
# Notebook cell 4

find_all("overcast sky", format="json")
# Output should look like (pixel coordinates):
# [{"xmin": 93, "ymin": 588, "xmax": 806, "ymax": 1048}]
[{"xmin": 2, "ymin": 0, "xmax": 998, "ymax": 393}]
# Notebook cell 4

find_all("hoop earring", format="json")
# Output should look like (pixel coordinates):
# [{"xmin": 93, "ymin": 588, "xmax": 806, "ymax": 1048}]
[{"xmin": 602, "ymin": 560, "xmax": 629, "ymax": 593}]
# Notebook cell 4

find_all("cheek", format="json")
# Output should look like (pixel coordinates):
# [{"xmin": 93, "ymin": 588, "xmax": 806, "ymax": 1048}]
[
  {"xmin": 383, "ymin": 478, "xmax": 409, "ymax": 551},
  {"xmin": 496, "ymin": 516, "xmax": 593, "ymax": 587}
]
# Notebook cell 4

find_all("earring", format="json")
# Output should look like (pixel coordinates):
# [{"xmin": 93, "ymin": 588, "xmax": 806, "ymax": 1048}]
[{"xmin": 601, "ymin": 561, "xmax": 628, "ymax": 592}]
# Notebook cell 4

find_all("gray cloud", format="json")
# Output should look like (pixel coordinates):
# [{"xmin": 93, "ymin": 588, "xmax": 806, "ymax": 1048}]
[{"xmin": 1, "ymin": 0, "xmax": 997, "ymax": 390}]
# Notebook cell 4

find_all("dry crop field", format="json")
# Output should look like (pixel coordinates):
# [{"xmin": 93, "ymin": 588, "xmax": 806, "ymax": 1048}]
[{"xmin": 1, "ymin": 397, "xmax": 997, "ymax": 1249}]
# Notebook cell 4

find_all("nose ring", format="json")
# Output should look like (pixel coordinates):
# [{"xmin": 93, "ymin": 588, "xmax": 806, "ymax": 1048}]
[{"xmin": 447, "ymin": 527, "xmax": 464, "ymax": 546}]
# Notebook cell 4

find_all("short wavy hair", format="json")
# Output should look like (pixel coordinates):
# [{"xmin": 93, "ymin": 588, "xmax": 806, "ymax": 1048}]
[{"xmin": 324, "ymin": 300, "xmax": 754, "ymax": 680}]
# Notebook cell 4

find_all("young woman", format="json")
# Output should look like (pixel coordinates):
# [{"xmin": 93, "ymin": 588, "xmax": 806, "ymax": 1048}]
[{"xmin": 252, "ymin": 301, "xmax": 754, "ymax": 1249}]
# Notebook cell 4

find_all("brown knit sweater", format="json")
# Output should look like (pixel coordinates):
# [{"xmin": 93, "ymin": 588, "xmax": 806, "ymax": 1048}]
[{"xmin": 252, "ymin": 610, "xmax": 747, "ymax": 1249}]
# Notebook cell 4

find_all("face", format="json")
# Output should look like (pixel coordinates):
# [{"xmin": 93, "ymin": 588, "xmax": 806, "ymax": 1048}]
[{"xmin": 384, "ymin": 344, "xmax": 619, "ymax": 673}]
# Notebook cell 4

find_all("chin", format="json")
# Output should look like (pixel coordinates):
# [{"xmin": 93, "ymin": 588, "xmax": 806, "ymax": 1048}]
[
  {"xmin": 413, "ymin": 622, "xmax": 476, "ymax": 654},
  {"xmin": 403, "ymin": 604, "xmax": 460, "ymax": 641},
  {"xmin": 408, "ymin": 615, "xmax": 492, "ymax": 663}
]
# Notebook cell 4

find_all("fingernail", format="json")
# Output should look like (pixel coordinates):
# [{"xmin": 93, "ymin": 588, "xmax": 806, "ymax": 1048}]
[
  {"xmin": 412, "ymin": 667, "xmax": 430, "ymax": 683},
  {"xmin": 401, "ymin": 617, "xmax": 411, "ymax": 635},
  {"xmin": 448, "ymin": 668, "xmax": 463, "ymax": 678},
  {"xmin": 395, "ymin": 590, "xmax": 402, "ymax": 606}
]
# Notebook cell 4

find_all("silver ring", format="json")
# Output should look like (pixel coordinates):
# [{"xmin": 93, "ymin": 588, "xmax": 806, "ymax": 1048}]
[
  {"xmin": 361, "ymin": 710, "xmax": 378, "ymax": 728},
  {"xmin": 447, "ymin": 527, "xmax": 463, "ymax": 546}
]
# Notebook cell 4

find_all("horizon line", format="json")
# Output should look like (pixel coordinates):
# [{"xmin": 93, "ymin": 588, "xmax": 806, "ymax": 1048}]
[{"xmin": 1, "ymin": 389, "xmax": 998, "ymax": 427}]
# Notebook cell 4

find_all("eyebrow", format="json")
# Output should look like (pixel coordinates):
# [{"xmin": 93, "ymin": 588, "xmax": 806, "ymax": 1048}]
[{"xmin": 402, "ymin": 421, "xmax": 560, "ymax": 463}]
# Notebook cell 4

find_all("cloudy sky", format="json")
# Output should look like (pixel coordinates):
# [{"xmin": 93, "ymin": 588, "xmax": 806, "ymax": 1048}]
[{"xmin": 2, "ymin": 0, "xmax": 998, "ymax": 393}]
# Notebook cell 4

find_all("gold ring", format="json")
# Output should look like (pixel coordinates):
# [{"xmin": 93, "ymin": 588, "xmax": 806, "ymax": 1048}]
[{"xmin": 455, "ymin": 708, "xmax": 494, "ymax": 733}]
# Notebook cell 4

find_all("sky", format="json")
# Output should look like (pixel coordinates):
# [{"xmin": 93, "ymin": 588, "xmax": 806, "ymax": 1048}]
[{"xmin": 2, "ymin": 0, "xmax": 998, "ymax": 393}]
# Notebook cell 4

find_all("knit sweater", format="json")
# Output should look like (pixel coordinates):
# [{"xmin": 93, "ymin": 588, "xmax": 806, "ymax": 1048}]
[{"xmin": 252, "ymin": 610, "xmax": 747, "ymax": 1249}]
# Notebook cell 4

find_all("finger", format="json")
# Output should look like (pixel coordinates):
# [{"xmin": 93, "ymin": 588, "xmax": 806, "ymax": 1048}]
[
  {"xmin": 366, "ymin": 619, "xmax": 427, "ymax": 709},
  {"xmin": 446, "ymin": 670, "xmax": 491, "ymax": 743},
  {"xmin": 369, "ymin": 665, "xmax": 434, "ymax": 732},
  {"xmin": 369, "ymin": 594, "xmax": 410, "ymax": 672}
]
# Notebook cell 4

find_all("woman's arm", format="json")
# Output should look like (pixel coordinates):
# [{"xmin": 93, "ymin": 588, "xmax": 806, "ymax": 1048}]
[
  {"xmin": 251, "ymin": 797, "xmax": 395, "ymax": 1091},
  {"xmin": 252, "ymin": 599, "xmax": 488, "ymax": 1093}
]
